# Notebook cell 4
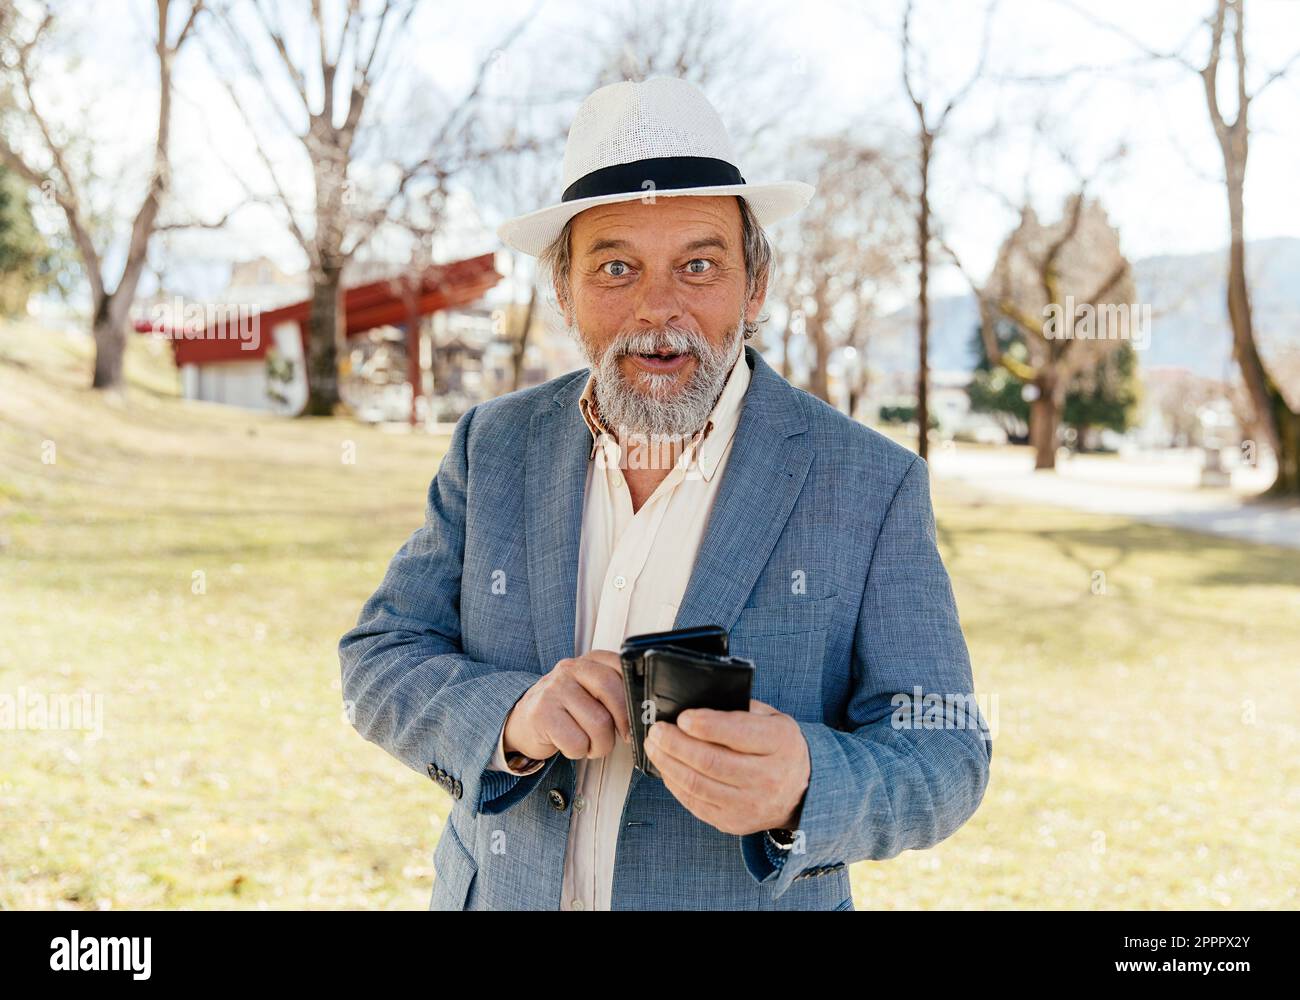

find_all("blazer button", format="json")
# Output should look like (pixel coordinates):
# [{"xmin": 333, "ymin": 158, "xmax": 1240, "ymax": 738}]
[
  {"xmin": 452, "ymin": 779, "xmax": 463, "ymax": 799},
  {"xmin": 548, "ymin": 788, "xmax": 568, "ymax": 811},
  {"xmin": 426, "ymin": 763, "xmax": 438, "ymax": 782}
]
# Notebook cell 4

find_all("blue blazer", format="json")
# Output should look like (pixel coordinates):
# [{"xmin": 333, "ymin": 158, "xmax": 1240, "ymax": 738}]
[{"xmin": 339, "ymin": 345, "xmax": 992, "ymax": 910}]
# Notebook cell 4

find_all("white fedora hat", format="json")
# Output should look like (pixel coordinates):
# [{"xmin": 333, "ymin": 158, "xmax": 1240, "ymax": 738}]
[{"xmin": 497, "ymin": 76, "xmax": 815, "ymax": 256}]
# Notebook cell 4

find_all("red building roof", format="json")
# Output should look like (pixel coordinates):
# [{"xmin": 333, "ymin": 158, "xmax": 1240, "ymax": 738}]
[{"xmin": 136, "ymin": 252, "xmax": 501, "ymax": 366}]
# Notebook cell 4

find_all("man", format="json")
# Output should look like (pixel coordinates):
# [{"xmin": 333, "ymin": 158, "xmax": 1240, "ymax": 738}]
[{"xmin": 339, "ymin": 76, "xmax": 991, "ymax": 911}]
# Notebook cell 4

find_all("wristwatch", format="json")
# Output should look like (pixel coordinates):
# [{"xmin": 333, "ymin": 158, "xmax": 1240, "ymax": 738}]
[
  {"xmin": 765, "ymin": 828, "xmax": 797, "ymax": 849},
  {"xmin": 504, "ymin": 750, "xmax": 545, "ymax": 774}
]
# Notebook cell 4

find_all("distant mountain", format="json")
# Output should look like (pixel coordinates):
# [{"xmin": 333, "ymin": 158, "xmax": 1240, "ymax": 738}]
[
  {"xmin": 868, "ymin": 237, "xmax": 1300, "ymax": 377},
  {"xmin": 870, "ymin": 293, "xmax": 981, "ymax": 374},
  {"xmin": 1136, "ymin": 236, "xmax": 1300, "ymax": 376}
]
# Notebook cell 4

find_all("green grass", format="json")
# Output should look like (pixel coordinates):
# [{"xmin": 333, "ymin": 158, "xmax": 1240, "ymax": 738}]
[{"xmin": 1, "ymin": 319, "xmax": 1297, "ymax": 910}]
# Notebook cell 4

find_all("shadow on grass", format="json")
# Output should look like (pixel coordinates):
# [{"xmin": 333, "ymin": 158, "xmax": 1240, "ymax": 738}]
[
  {"xmin": 1027, "ymin": 522, "xmax": 1300, "ymax": 588},
  {"xmin": 938, "ymin": 511, "xmax": 1299, "ymax": 646}
]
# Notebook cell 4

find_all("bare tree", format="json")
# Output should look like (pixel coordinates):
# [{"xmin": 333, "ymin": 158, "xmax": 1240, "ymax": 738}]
[
  {"xmin": 203, "ymin": 0, "xmax": 542, "ymax": 415},
  {"xmin": 975, "ymin": 192, "xmax": 1136, "ymax": 470},
  {"xmin": 1062, "ymin": 0, "xmax": 1300, "ymax": 493},
  {"xmin": 781, "ymin": 134, "xmax": 909, "ymax": 406},
  {"xmin": 1195, "ymin": 0, "xmax": 1299, "ymax": 494},
  {"xmin": 899, "ymin": 0, "xmax": 997, "ymax": 459},
  {"xmin": 0, "ymin": 0, "xmax": 206, "ymax": 391},
  {"xmin": 471, "ymin": 75, "xmax": 567, "ymax": 395}
]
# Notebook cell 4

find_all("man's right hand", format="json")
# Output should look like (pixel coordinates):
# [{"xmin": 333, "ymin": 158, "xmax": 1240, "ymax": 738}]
[{"xmin": 502, "ymin": 650, "xmax": 630, "ymax": 762}]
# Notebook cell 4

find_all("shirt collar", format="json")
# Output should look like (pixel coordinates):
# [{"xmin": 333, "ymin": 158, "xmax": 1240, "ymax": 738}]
[{"xmin": 577, "ymin": 344, "xmax": 751, "ymax": 483}]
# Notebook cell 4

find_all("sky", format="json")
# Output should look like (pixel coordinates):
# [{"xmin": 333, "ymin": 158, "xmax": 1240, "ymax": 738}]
[{"xmin": 15, "ymin": 0, "xmax": 1300, "ymax": 306}]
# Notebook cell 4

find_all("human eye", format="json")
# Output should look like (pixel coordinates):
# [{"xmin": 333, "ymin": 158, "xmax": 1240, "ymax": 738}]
[
  {"xmin": 684, "ymin": 258, "xmax": 714, "ymax": 274},
  {"xmin": 600, "ymin": 260, "xmax": 632, "ymax": 277}
]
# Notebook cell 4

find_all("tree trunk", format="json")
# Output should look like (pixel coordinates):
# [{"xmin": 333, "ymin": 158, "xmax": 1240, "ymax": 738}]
[
  {"xmin": 1200, "ymin": 0, "xmax": 1300, "ymax": 498},
  {"xmin": 511, "ymin": 284, "xmax": 537, "ymax": 392},
  {"xmin": 89, "ymin": 0, "xmax": 180, "ymax": 392},
  {"xmin": 848, "ymin": 366, "xmax": 868, "ymax": 421},
  {"xmin": 1029, "ymin": 384, "xmax": 1059, "ymax": 470},
  {"xmin": 1267, "ymin": 392, "xmax": 1300, "ymax": 497},
  {"xmin": 915, "ymin": 133, "xmax": 932, "ymax": 462},
  {"xmin": 807, "ymin": 313, "xmax": 830, "ymax": 402},
  {"xmin": 303, "ymin": 267, "xmax": 343, "ymax": 415},
  {"xmin": 90, "ymin": 296, "xmax": 126, "ymax": 390},
  {"xmin": 1225, "ymin": 173, "xmax": 1299, "ymax": 496}
]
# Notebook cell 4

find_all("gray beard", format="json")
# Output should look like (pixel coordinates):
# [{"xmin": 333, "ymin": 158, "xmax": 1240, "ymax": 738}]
[{"xmin": 574, "ymin": 310, "xmax": 745, "ymax": 440}]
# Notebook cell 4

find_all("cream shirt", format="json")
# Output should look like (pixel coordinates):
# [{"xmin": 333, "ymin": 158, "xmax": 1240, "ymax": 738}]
[{"xmin": 487, "ymin": 344, "xmax": 752, "ymax": 910}]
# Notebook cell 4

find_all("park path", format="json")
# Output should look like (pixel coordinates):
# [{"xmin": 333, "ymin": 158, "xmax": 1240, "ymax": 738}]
[{"xmin": 926, "ymin": 446, "xmax": 1300, "ymax": 550}]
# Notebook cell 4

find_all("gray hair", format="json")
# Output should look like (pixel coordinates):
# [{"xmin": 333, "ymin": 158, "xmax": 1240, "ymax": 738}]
[{"xmin": 538, "ymin": 195, "xmax": 771, "ymax": 339}]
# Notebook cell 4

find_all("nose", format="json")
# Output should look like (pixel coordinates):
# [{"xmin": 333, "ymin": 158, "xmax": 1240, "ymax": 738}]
[{"xmin": 631, "ymin": 265, "xmax": 685, "ymax": 331}]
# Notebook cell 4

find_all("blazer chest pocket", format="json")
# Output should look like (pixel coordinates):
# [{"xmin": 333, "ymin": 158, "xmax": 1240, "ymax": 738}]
[{"xmin": 729, "ymin": 594, "xmax": 836, "ymax": 722}]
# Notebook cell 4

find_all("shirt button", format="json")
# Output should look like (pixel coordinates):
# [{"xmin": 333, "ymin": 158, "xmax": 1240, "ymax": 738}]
[
  {"xmin": 571, "ymin": 899, "xmax": 585, "ymax": 910},
  {"xmin": 574, "ymin": 794, "xmax": 586, "ymax": 812},
  {"xmin": 611, "ymin": 473, "xmax": 624, "ymax": 488},
  {"xmin": 613, "ymin": 575, "xmax": 627, "ymax": 590}
]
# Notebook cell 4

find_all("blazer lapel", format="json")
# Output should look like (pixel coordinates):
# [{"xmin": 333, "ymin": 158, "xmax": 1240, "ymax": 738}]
[
  {"xmin": 525, "ymin": 371, "xmax": 592, "ymax": 672},
  {"xmin": 674, "ymin": 346, "xmax": 813, "ymax": 633}
]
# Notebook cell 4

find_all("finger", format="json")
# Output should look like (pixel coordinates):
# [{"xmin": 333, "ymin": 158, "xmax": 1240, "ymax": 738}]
[
  {"xmin": 544, "ymin": 706, "xmax": 591, "ymax": 760},
  {"xmin": 572, "ymin": 657, "xmax": 630, "ymax": 743},
  {"xmin": 555, "ymin": 681, "xmax": 618, "ymax": 758},
  {"xmin": 584, "ymin": 649, "xmax": 623, "ymax": 670},
  {"xmin": 570, "ymin": 694, "xmax": 620, "ymax": 759},
  {"xmin": 748, "ymin": 699, "xmax": 779, "ymax": 715},
  {"xmin": 658, "ymin": 768, "xmax": 717, "ymax": 827},
  {"xmin": 676, "ymin": 706, "xmax": 783, "ymax": 755},
  {"xmin": 648, "ymin": 721, "xmax": 746, "ymax": 788},
  {"xmin": 649, "ymin": 732, "xmax": 738, "ymax": 808},
  {"xmin": 660, "ymin": 770, "xmax": 720, "ymax": 826}
]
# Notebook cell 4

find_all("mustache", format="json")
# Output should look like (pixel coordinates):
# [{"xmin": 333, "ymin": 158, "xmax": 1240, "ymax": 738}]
[{"xmin": 605, "ymin": 328, "xmax": 708, "ymax": 359}]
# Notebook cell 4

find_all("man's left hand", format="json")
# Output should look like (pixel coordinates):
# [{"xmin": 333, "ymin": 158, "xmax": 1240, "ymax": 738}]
[{"xmin": 644, "ymin": 699, "xmax": 810, "ymax": 836}]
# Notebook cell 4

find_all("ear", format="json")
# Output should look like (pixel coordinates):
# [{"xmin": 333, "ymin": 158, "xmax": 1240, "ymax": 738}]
[
  {"xmin": 551, "ymin": 271, "xmax": 574, "ymax": 326},
  {"xmin": 745, "ymin": 267, "xmax": 769, "ymax": 325}
]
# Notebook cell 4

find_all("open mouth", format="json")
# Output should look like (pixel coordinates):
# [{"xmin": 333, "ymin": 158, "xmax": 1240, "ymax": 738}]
[{"xmin": 629, "ymin": 349, "xmax": 692, "ymax": 372}]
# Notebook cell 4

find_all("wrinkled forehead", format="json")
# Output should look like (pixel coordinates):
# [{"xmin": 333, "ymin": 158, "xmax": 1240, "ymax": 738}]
[{"xmin": 569, "ymin": 195, "xmax": 744, "ymax": 258}]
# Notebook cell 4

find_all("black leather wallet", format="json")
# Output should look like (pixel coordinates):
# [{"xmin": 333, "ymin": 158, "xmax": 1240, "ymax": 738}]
[
  {"xmin": 620, "ymin": 625, "xmax": 726, "ymax": 775},
  {"xmin": 619, "ymin": 626, "xmax": 754, "ymax": 779}
]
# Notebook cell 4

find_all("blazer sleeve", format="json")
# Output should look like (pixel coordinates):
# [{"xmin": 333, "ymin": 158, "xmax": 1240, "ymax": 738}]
[
  {"xmin": 338, "ymin": 404, "xmax": 560, "ymax": 817},
  {"xmin": 740, "ymin": 454, "xmax": 993, "ymax": 897}
]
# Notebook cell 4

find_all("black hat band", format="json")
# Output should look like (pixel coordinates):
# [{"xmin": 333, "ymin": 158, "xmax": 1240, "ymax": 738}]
[{"xmin": 562, "ymin": 155, "xmax": 746, "ymax": 203}]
